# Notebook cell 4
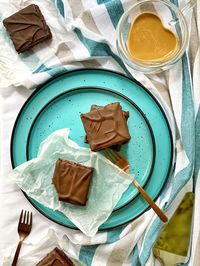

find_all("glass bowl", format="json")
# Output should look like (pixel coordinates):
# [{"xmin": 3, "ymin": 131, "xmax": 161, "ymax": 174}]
[{"xmin": 116, "ymin": 0, "xmax": 189, "ymax": 74}]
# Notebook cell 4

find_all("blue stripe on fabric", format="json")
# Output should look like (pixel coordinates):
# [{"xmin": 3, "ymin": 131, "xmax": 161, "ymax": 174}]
[
  {"xmin": 33, "ymin": 64, "xmax": 50, "ymax": 73},
  {"xmin": 33, "ymin": 64, "xmax": 67, "ymax": 77},
  {"xmin": 169, "ymin": 0, "xmax": 181, "ymax": 34},
  {"xmin": 139, "ymin": 219, "xmax": 163, "ymax": 266},
  {"xmin": 97, "ymin": 0, "xmax": 111, "ymax": 4},
  {"xmin": 194, "ymin": 107, "xmax": 200, "ymax": 186},
  {"xmin": 164, "ymin": 164, "xmax": 192, "ymax": 208},
  {"xmin": 74, "ymin": 27, "xmax": 131, "ymax": 77},
  {"xmin": 79, "ymin": 244, "xmax": 99, "ymax": 266},
  {"xmin": 105, "ymin": 0, "xmax": 124, "ymax": 28},
  {"xmin": 180, "ymin": 54, "xmax": 195, "ymax": 161},
  {"xmin": 56, "ymin": 0, "xmax": 65, "ymax": 17},
  {"xmin": 170, "ymin": 0, "xmax": 178, "ymax": 5},
  {"xmin": 130, "ymin": 245, "xmax": 141, "ymax": 266},
  {"xmin": 162, "ymin": 53, "xmax": 195, "ymax": 206},
  {"xmin": 45, "ymin": 66, "xmax": 67, "ymax": 76},
  {"xmin": 106, "ymin": 225, "xmax": 124, "ymax": 243}
]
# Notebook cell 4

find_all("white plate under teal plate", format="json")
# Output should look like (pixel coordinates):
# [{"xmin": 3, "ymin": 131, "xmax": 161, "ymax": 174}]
[{"xmin": 11, "ymin": 69, "xmax": 174, "ymax": 230}]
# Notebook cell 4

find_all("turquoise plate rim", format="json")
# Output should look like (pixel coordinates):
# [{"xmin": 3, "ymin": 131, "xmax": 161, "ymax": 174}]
[
  {"xmin": 10, "ymin": 68, "xmax": 174, "ymax": 230},
  {"xmin": 26, "ymin": 86, "xmax": 156, "ymax": 211}
]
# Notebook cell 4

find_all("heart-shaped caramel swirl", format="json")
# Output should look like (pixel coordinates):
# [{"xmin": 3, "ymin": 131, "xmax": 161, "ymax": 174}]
[{"xmin": 127, "ymin": 12, "xmax": 179, "ymax": 62}]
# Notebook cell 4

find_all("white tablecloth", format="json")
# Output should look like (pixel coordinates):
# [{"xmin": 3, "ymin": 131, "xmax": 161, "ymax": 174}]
[{"xmin": 0, "ymin": 86, "xmax": 81, "ymax": 264}]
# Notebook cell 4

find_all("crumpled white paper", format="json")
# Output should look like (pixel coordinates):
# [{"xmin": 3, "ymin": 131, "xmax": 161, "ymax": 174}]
[
  {"xmin": 3, "ymin": 229, "xmax": 84, "ymax": 266},
  {"xmin": 9, "ymin": 129, "xmax": 132, "ymax": 236}
]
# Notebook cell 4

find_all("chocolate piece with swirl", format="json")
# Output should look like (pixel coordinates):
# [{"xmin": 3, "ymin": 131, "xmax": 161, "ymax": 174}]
[
  {"xmin": 81, "ymin": 102, "xmax": 131, "ymax": 151},
  {"xmin": 52, "ymin": 159, "xmax": 93, "ymax": 206},
  {"xmin": 84, "ymin": 104, "xmax": 129, "ymax": 151},
  {"xmin": 3, "ymin": 4, "xmax": 52, "ymax": 53},
  {"xmin": 36, "ymin": 247, "xmax": 74, "ymax": 266}
]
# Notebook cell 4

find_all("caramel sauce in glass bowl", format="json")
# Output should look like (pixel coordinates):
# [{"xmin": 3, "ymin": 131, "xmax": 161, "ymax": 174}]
[{"xmin": 116, "ymin": 0, "xmax": 189, "ymax": 73}]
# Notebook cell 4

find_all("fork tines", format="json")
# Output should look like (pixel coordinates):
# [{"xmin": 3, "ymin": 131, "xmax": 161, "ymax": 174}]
[
  {"xmin": 19, "ymin": 210, "xmax": 32, "ymax": 226},
  {"xmin": 105, "ymin": 148, "xmax": 124, "ymax": 161}
]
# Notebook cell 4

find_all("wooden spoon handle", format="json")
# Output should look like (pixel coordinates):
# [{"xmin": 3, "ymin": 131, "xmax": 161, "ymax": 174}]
[{"xmin": 132, "ymin": 178, "xmax": 168, "ymax": 223}]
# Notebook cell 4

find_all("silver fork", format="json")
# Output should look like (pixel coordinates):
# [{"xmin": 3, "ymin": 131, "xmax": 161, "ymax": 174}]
[
  {"xmin": 105, "ymin": 148, "xmax": 168, "ymax": 223},
  {"xmin": 12, "ymin": 210, "xmax": 33, "ymax": 266}
]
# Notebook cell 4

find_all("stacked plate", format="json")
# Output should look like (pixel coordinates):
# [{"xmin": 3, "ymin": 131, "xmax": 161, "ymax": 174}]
[{"xmin": 11, "ymin": 69, "xmax": 174, "ymax": 230}]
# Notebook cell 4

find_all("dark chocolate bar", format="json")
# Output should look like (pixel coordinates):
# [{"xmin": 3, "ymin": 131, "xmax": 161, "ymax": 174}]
[
  {"xmin": 81, "ymin": 102, "xmax": 131, "ymax": 151},
  {"xmin": 52, "ymin": 159, "xmax": 93, "ymax": 206},
  {"xmin": 36, "ymin": 247, "xmax": 74, "ymax": 266},
  {"xmin": 3, "ymin": 4, "xmax": 52, "ymax": 53}
]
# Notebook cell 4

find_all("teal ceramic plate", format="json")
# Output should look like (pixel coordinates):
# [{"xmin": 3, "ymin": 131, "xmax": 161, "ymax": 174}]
[
  {"xmin": 26, "ymin": 87, "xmax": 156, "ymax": 210},
  {"xmin": 11, "ymin": 69, "xmax": 173, "ymax": 230}
]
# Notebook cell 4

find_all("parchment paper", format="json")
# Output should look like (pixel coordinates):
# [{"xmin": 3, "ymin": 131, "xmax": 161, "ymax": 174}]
[{"xmin": 9, "ymin": 129, "xmax": 133, "ymax": 236}]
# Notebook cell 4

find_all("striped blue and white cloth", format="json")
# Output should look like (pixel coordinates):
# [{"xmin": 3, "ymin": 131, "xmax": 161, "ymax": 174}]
[{"xmin": 0, "ymin": 0, "xmax": 199, "ymax": 265}]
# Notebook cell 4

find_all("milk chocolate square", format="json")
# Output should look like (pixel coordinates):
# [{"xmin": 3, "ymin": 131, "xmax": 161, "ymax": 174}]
[
  {"xmin": 3, "ymin": 4, "xmax": 52, "ymax": 53},
  {"xmin": 52, "ymin": 159, "xmax": 93, "ymax": 206},
  {"xmin": 81, "ymin": 102, "xmax": 131, "ymax": 151},
  {"xmin": 36, "ymin": 247, "xmax": 74, "ymax": 266},
  {"xmin": 85, "ymin": 104, "xmax": 129, "ymax": 151}
]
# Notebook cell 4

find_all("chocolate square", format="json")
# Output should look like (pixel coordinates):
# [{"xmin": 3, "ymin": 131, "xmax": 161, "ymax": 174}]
[
  {"xmin": 3, "ymin": 4, "xmax": 52, "ymax": 53},
  {"xmin": 84, "ymin": 104, "xmax": 129, "ymax": 151},
  {"xmin": 81, "ymin": 102, "xmax": 131, "ymax": 151},
  {"xmin": 36, "ymin": 247, "xmax": 74, "ymax": 266},
  {"xmin": 52, "ymin": 159, "xmax": 93, "ymax": 206}
]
